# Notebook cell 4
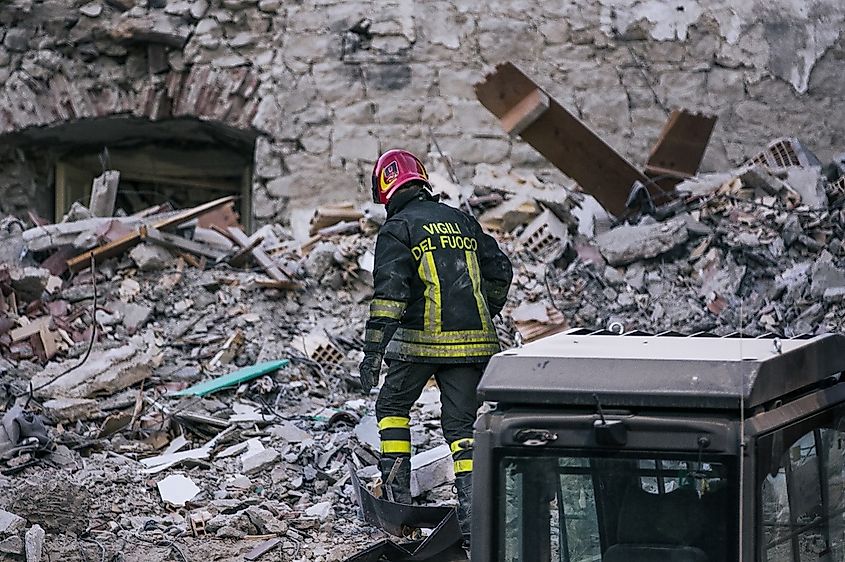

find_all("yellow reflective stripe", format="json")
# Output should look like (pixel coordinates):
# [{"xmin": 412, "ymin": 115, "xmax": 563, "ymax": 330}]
[
  {"xmin": 365, "ymin": 329, "xmax": 383, "ymax": 343},
  {"xmin": 378, "ymin": 416, "xmax": 410, "ymax": 430},
  {"xmin": 466, "ymin": 250, "xmax": 491, "ymax": 331},
  {"xmin": 454, "ymin": 459, "xmax": 473, "ymax": 473},
  {"xmin": 394, "ymin": 327, "xmax": 499, "ymax": 345},
  {"xmin": 370, "ymin": 299, "xmax": 406, "ymax": 320},
  {"xmin": 450, "ymin": 438, "xmax": 474, "ymax": 454},
  {"xmin": 381, "ymin": 440, "xmax": 412, "ymax": 454},
  {"xmin": 388, "ymin": 340, "xmax": 501, "ymax": 359},
  {"xmin": 417, "ymin": 252, "xmax": 442, "ymax": 333}
]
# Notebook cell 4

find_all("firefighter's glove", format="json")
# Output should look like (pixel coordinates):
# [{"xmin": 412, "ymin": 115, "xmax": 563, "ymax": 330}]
[{"xmin": 358, "ymin": 352, "xmax": 383, "ymax": 394}]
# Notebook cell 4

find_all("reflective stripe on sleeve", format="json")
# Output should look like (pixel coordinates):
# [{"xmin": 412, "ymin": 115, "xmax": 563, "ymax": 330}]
[{"xmin": 370, "ymin": 299, "xmax": 406, "ymax": 320}]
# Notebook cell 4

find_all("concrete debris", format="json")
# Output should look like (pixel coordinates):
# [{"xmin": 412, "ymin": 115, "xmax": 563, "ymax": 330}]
[
  {"xmin": 157, "ymin": 474, "xmax": 201, "ymax": 507},
  {"xmin": 595, "ymin": 217, "xmax": 689, "ymax": 266},
  {"xmin": 241, "ymin": 446, "xmax": 279, "ymax": 475},
  {"xmin": 0, "ymin": 535, "xmax": 23, "ymax": 555},
  {"xmin": 410, "ymin": 444, "xmax": 453, "ymax": 498},
  {"xmin": 0, "ymin": 136, "xmax": 843, "ymax": 560},
  {"xmin": 129, "ymin": 243, "xmax": 175, "ymax": 271},
  {"xmin": 24, "ymin": 524, "xmax": 44, "ymax": 562},
  {"xmin": 0, "ymin": 510, "xmax": 26, "ymax": 535}
]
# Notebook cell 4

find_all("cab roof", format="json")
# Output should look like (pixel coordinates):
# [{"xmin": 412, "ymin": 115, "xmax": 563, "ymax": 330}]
[{"xmin": 479, "ymin": 329, "xmax": 845, "ymax": 410}]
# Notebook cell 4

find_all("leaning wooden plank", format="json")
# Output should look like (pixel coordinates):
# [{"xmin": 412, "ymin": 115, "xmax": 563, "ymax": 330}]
[
  {"xmin": 500, "ymin": 88, "xmax": 549, "ymax": 136},
  {"xmin": 67, "ymin": 196, "xmax": 236, "ymax": 272},
  {"xmin": 226, "ymin": 227, "xmax": 291, "ymax": 282},
  {"xmin": 142, "ymin": 226, "xmax": 227, "ymax": 260},
  {"xmin": 645, "ymin": 109, "xmax": 717, "ymax": 179},
  {"xmin": 475, "ymin": 62, "xmax": 649, "ymax": 217},
  {"xmin": 173, "ymin": 359, "xmax": 289, "ymax": 397}
]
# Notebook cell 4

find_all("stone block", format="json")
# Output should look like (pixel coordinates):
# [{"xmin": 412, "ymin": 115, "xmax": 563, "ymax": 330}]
[
  {"xmin": 0, "ymin": 509, "xmax": 26, "ymax": 535},
  {"xmin": 0, "ymin": 536, "xmax": 23, "ymax": 555},
  {"xmin": 25, "ymin": 524, "xmax": 44, "ymax": 562},
  {"xmin": 42, "ymin": 397, "xmax": 99, "ymax": 422},
  {"xmin": 241, "ymin": 447, "xmax": 279, "ymax": 474},
  {"xmin": 331, "ymin": 127, "xmax": 380, "ymax": 162},
  {"xmin": 9, "ymin": 267, "xmax": 50, "ymax": 301},
  {"xmin": 596, "ymin": 218, "xmax": 689, "ymax": 266},
  {"xmin": 129, "ymin": 243, "xmax": 175, "ymax": 271},
  {"xmin": 438, "ymin": 136, "xmax": 510, "ymax": 165}
]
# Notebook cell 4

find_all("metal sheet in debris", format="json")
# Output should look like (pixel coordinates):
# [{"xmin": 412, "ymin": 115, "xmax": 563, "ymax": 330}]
[
  {"xmin": 475, "ymin": 62, "xmax": 648, "ymax": 216},
  {"xmin": 645, "ymin": 109, "xmax": 717, "ymax": 179},
  {"xmin": 346, "ymin": 462, "xmax": 466, "ymax": 561}
]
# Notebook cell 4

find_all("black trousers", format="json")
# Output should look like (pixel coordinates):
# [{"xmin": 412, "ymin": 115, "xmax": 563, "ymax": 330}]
[{"xmin": 375, "ymin": 360, "xmax": 483, "ymax": 477}]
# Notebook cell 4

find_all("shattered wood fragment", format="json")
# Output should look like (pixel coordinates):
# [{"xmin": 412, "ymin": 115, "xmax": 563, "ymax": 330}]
[
  {"xmin": 228, "ymin": 235, "xmax": 264, "ymax": 268},
  {"xmin": 10, "ymin": 317, "xmax": 51, "ymax": 342},
  {"xmin": 309, "ymin": 205, "xmax": 364, "ymax": 236},
  {"xmin": 226, "ymin": 227, "xmax": 293, "ymax": 282},
  {"xmin": 89, "ymin": 171, "xmax": 120, "ymax": 218},
  {"xmin": 66, "ymin": 196, "xmax": 236, "ymax": 272},
  {"xmin": 141, "ymin": 226, "xmax": 227, "ymax": 260},
  {"xmin": 207, "ymin": 329, "xmax": 246, "ymax": 369},
  {"xmin": 475, "ymin": 62, "xmax": 649, "ymax": 216}
]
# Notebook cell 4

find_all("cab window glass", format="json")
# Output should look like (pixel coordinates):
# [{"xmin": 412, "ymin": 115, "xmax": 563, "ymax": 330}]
[{"xmin": 762, "ymin": 427, "xmax": 845, "ymax": 561}]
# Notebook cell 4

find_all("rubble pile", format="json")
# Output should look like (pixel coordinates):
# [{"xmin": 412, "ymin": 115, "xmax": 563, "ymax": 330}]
[
  {"xmin": 507, "ymin": 145, "xmax": 845, "ymax": 339},
  {"xmin": 0, "ymin": 140, "xmax": 843, "ymax": 560}
]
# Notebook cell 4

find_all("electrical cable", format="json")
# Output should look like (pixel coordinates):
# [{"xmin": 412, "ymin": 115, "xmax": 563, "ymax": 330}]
[{"xmin": 19, "ymin": 254, "xmax": 98, "ymax": 401}]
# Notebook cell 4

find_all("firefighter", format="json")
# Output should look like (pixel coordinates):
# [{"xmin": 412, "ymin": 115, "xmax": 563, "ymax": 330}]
[{"xmin": 358, "ymin": 149, "xmax": 513, "ymax": 542}]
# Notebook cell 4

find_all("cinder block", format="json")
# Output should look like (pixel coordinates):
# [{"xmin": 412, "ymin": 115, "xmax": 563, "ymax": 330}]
[{"xmin": 517, "ymin": 208, "xmax": 570, "ymax": 259}]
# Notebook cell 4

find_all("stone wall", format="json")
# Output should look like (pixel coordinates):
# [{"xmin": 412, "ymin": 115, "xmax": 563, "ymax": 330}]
[{"xmin": 1, "ymin": 0, "xmax": 844, "ymax": 226}]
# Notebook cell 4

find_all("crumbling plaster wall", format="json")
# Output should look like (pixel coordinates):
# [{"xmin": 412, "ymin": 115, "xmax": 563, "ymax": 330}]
[{"xmin": 0, "ymin": 0, "xmax": 844, "ymax": 225}]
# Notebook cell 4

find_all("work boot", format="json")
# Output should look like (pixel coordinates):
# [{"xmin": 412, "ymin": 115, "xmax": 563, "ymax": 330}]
[
  {"xmin": 379, "ymin": 456, "xmax": 412, "ymax": 504},
  {"xmin": 455, "ymin": 472, "xmax": 473, "ymax": 545}
]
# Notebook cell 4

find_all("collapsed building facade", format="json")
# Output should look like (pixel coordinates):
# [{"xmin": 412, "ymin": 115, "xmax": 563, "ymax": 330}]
[
  {"xmin": 2, "ymin": 0, "xmax": 845, "ymax": 233},
  {"xmin": 2, "ymin": 1, "xmax": 845, "ymax": 561}
]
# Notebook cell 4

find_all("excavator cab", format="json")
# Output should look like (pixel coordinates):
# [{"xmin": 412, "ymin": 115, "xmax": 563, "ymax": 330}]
[{"xmin": 472, "ymin": 330, "xmax": 845, "ymax": 562}]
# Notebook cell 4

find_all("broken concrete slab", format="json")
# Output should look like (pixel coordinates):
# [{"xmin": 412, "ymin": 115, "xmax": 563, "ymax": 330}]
[
  {"xmin": 786, "ymin": 166, "xmax": 828, "ymax": 209},
  {"xmin": 9, "ymin": 267, "xmax": 50, "ymax": 301},
  {"xmin": 42, "ymin": 397, "xmax": 99, "ymax": 422},
  {"xmin": 595, "ymin": 217, "xmax": 689, "ymax": 266},
  {"xmin": 24, "ymin": 524, "xmax": 44, "ymax": 562},
  {"xmin": 0, "ymin": 536, "xmax": 23, "ymax": 555},
  {"xmin": 0, "ymin": 509, "xmax": 26, "ymax": 534},
  {"xmin": 410, "ymin": 444, "xmax": 453, "ymax": 498},
  {"xmin": 157, "ymin": 474, "xmax": 201, "ymax": 507},
  {"xmin": 129, "ymin": 243, "xmax": 175, "ymax": 271},
  {"xmin": 30, "ymin": 333, "xmax": 160, "ymax": 399},
  {"xmin": 89, "ymin": 170, "xmax": 120, "ymax": 217},
  {"xmin": 304, "ymin": 501, "xmax": 332, "ymax": 521},
  {"xmin": 810, "ymin": 254, "xmax": 845, "ymax": 298},
  {"xmin": 241, "ymin": 447, "xmax": 279, "ymax": 474},
  {"xmin": 114, "ymin": 301, "xmax": 153, "ymax": 334},
  {"xmin": 268, "ymin": 421, "xmax": 313, "ymax": 444}
]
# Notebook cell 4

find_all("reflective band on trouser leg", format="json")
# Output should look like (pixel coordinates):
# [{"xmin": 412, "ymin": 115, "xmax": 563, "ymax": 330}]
[
  {"xmin": 451, "ymin": 438, "xmax": 474, "ymax": 474},
  {"xmin": 379, "ymin": 416, "xmax": 411, "ymax": 455}
]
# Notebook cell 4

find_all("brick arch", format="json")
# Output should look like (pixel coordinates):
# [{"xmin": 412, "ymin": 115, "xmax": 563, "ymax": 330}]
[{"xmin": 0, "ymin": 64, "xmax": 261, "ymax": 138}]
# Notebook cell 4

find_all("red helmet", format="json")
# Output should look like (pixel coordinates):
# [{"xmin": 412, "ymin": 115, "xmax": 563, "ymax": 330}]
[{"xmin": 371, "ymin": 149, "xmax": 430, "ymax": 205}]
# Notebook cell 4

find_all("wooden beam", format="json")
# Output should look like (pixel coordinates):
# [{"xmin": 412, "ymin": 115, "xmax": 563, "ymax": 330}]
[
  {"xmin": 67, "ymin": 196, "xmax": 236, "ymax": 272},
  {"xmin": 142, "ymin": 226, "xmax": 228, "ymax": 261},
  {"xmin": 226, "ymin": 227, "xmax": 293, "ymax": 282},
  {"xmin": 475, "ymin": 62, "xmax": 650, "ymax": 217},
  {"xmin": 500, "ymin": 88, "xmax": 550, "ymax": 137}
]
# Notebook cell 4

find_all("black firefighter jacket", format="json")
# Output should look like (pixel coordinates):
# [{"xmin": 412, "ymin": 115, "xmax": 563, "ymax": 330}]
[{"xmin": 364, "ymin": 187, "xmax": 513, "ymax": 364}]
